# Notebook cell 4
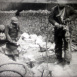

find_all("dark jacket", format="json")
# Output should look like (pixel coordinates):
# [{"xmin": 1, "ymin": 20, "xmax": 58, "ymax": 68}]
[
  {"xmin": 6, "ymin": 23, "xmax": 20, "ymax": 50},
  {"xmin": 49, "ymin": 5, "xmax": 77, "ymax": 25},
  {"xmin": 6, "ymin": 23, "xmax": 20, "ymax": 43}
]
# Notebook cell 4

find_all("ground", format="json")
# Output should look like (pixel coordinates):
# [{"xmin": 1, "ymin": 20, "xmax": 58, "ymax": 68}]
[
  {"xmin": 0, "ymin": 52, "xmax": 77, "ymax": 77},
  {"xmin": 31, "ymin": 52, "xmax": 77, "ymax": 77}
]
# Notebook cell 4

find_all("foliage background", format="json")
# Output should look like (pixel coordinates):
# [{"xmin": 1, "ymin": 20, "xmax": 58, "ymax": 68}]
[{"xmin": 0, "ymin": 11, "xmax": 77, "ymax": 44}]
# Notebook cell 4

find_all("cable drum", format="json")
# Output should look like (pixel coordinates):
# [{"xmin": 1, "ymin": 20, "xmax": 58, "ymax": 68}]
[
  {"xmin": 0, "ymin": 53, "xmax": 34, "ymax": 77},
  {"xmin": 0, "ymin": 63, "xmax": 28, "ymax": 77},
  {"xmin": 0, "ymin": 71, "xmax": 22, "ymax": 77}
]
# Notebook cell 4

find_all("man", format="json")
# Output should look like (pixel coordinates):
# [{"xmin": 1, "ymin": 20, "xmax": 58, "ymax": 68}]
[
  {"xmin": 0, "ymin": 25, "xmax": 7, "ymax": 54},
  {"xmin": 49, "ymin": 2, "xmax": 77, "ymax": 65},
  {"xmin": 6, "ymin": 17, "xmax": 20, "ymax": 61}
]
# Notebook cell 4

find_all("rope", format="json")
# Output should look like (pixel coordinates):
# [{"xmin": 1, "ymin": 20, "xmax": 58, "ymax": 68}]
[{"xmin": 44, "ymin": 3, "xmax": 52, "ymax": 77}]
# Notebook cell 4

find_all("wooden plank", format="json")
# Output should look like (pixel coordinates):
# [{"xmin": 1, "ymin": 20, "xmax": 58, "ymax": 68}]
[{"xmin": 0, "ymin": 0, "xmax": 77, "ymax": 3}]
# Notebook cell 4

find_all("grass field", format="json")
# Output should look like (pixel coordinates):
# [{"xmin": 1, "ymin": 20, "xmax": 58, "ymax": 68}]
[{"xmin": 0, "ymin": 11, "xmax": 77, "ymax": 44}]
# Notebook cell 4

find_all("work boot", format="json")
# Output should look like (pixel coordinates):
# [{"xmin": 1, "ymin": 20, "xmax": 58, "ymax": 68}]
[
  {"xmin": 63, "ymin": 59, "xmax": 70, "ymax": 65},
  {"xmin": 54, "ymin": 59, "xmax": 63, "ymax": 65}
]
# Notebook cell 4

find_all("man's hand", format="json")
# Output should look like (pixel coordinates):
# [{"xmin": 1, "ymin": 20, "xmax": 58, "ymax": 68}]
[
  {"xmin": 55, "ymin": 22, "xmax": 63, "ymax": 28},
  {"xmin": 64, "ymin": 18, "xmax": 70, "ymax": 23},
  {"xmin": 12, "ymin": 41, "xmax": 20, "ymax": 46},
  {"xmin": 12, "ymin": 41, "xmax": 17, "ymax": 45},
  {"xmin": 63, "ymin": 25, "xmax": 69, "ymax": 31}
]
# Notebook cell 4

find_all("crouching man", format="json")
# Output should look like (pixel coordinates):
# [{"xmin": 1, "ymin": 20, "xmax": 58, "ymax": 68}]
[{"xmin": 5, "ymin": 17, "xmax": 20, "ymax": 61}]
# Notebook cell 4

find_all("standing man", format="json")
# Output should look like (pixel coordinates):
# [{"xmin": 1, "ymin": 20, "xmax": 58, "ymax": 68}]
[
  {"xmin": 48, "ymin": 1, "xmax": 77, "ymax": 65},
  {"xmin": 6, "ymin": 17, "xmax": 20, "ymax": 61}
]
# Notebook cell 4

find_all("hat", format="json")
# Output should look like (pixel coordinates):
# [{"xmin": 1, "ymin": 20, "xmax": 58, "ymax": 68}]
[
  {"xmin": 11, "ymin": 17, "xmax": 18, "ymax": 23},
  {"xmin": 0, "ymin": 25, "xmax": 5, "ymax": 31}
]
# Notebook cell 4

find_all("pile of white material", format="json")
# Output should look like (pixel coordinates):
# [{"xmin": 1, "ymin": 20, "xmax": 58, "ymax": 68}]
[
  {"xmin": 17, "ymin": 33, "xmax": 39, "ymax": 53},
  {"xmin": 17, "ymin": 32, "xmax": 55, "ymax": 51},
  {"xmin": 17, "ymin": 32, "xmax": 55, "ymax": 64}
]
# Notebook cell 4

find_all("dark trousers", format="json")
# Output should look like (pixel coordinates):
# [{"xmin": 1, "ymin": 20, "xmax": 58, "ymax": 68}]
[
  {"xmin": 54, "ymin": 27, "xmax": 72, "ymax": 63},
  {"xmin": 6, "ymin": 43, "xmax": 19, "ymax": 61}
]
